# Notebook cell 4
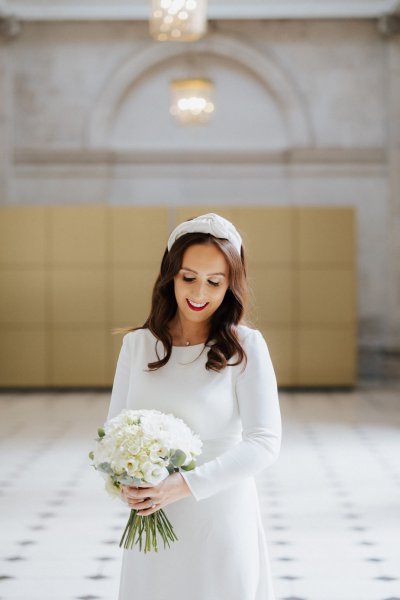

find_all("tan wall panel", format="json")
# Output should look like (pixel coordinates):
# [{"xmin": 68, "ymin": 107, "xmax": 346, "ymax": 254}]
[
  {"xmin": 0, "ymin": 330, "xmax": 47, "ymax": 385},
  {"xmin": 176, "ymin": 207, "xmax": 236, "ymax": 226},
  {"xmin": 235, "ymin": 207, "xmax": 294, "ymax": 265},
  {"xmin": 297, "ymin": 328, "xmax": 357, "ymax": 385},
  {"xmin": 0, "ymin": 206, "xmax": 47, "ymax": 265},
  {"xmin": 111, "ymin": 267, "xmax": 158, "ymax": 326},
  {"xmin": 50, "ymin": 205, "xmax": 107, "ymax": 264},
  {"xmin": 111, "ymin": 206, "xmax": 168, "ymax": 265},
  {"xmin": 52, "ymin": 329, "xmax": 108, "ymax": 385},
  {"xmin": 51, "ymin": 268, "xmax": 107, "ymax": 324},
  {"xmin": 297, "ymin": 207, "xmax": 355, "ymax": 265},
  {"xmin": 298, "ymin": 268, "xmax": 357, "ymax": 325},
  {"xmin": 257, "ymin": 325, "xmax": 295, "ymax": 386},
  {"xmin": 0, "ymin": 269, "xmax": 47, "ymax": 324},
  {"xmin": 247, "ymin": 266, "xmax": 294, "ymax": 325},
  {"xmin": 0, "ymin": 205, "xmax": 357, "ymax": 388},
  {"xmin": 108, "ymin": 331, "xmax": 125, "ymax": 382}
]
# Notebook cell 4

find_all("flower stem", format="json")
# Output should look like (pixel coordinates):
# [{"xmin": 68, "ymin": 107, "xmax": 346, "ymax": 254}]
[{"xmin": 119, "ymin": 508, "xmax": 178, "ymax": 552}]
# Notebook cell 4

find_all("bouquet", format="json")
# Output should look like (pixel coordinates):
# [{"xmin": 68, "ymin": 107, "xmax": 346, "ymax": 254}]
[{"xmin": 88, "ymin": 408, "xmax": 202, "ymax": 553}]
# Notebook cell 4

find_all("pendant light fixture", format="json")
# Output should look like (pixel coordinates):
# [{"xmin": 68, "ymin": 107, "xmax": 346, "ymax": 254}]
[
  {"xmin": 170, "ymin": 78, "xmax": 215, "ymax": 125},
  {"xmin": 149, "ymin": 0, "xmax": 208, "ymax": 42}
]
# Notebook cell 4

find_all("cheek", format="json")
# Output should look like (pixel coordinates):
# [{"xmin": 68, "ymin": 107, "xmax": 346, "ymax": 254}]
[{"xmin": 212, "ymin": 287, "xmax": 228, "ymax": 304}]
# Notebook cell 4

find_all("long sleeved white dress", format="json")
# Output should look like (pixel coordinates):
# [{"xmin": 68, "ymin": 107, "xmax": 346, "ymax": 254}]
[{"xmin": 106, "ymin": 323, "xmax": 282, "ymax": 600}]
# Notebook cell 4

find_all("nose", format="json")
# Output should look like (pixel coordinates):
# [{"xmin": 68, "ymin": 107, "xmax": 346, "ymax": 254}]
[{"xmin": 192, "ymin": 280, "xmax": 209, "ymax": 300}]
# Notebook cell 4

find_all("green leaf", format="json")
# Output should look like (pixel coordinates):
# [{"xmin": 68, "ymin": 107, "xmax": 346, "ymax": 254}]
[
  {"xmin": 170, "ymin": 449, "xmax": 186, "ymax": 467},
  {"xmin": 88, "ymin": 451, "xmax": 94, "ymax": 460},
  {"xmin": 181, "ymin": 459, "xmax": 196, "ymax": 471},
  {"xmin": 98, "ymin": 461, "xmax": 113, "ymax": 474},
  {"xmin": 97, "ymin": 427, "xmax": 105, "ymax": 438}
]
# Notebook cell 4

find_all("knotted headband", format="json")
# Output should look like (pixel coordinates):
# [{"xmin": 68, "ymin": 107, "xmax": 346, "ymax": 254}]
[{"xmin": 167, "ymin": 212, "xmax": 242, "ymax": 254}]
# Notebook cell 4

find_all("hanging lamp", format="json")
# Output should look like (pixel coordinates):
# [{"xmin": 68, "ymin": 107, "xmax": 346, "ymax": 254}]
[
  {"xmin": 149, "ymin": 0, "xmax": 208, "ymax": 42},
  {"xmin": 170, "ymin": 78, "xmax": 215, "ymax": 124}
]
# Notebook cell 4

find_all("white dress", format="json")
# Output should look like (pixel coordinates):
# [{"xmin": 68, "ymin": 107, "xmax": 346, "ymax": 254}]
[{"xmin": 106, "ymin": 323, "xmax": 282, "ymax": 600}]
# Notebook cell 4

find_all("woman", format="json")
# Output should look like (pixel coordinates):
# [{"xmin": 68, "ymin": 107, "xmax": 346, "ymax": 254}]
[{"xmin": 107, "ymin": 212, "xmax": 282, "ymax": 600}]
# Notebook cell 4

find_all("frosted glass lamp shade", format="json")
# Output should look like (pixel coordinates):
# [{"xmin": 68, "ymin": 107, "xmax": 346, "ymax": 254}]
[
  {"xmin": 149, "ymin": 0, "xmax": 207, "ymax": 42},
  {"xmin": 170, "ymin": 78, "xmax": 215, "ymax": 124}
]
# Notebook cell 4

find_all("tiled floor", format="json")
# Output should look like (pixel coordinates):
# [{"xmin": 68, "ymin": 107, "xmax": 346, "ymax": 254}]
[{"xmin": 0, "ymin": 384, "xmax": 399, "ymax": 600}]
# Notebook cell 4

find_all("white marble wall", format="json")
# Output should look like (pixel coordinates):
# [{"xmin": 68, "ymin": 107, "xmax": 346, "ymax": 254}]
[{"xmin": 1, "ymin": 19, "xmax": 399, "ymax": 375}]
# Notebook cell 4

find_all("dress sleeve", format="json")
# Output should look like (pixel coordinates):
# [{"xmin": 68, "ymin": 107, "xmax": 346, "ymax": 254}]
[
  {"xmin": 106, "ymin": 333, "xmax": 131, "ymax": 422},
  {"xmin": 179, "ymin": 329, "xmax": 282, "ymax": 501}
]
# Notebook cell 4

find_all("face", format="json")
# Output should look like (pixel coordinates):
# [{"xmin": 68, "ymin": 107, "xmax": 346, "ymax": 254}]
[{"xmin": 173, "ymin": 243, "xmax": 230, "ymax": 325}]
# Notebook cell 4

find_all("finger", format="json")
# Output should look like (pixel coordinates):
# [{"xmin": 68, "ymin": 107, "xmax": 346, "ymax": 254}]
[
  {"xmin": 127, "ymin": 496, "xmax": 148, "ymax": 507},
  {"xmin": 125, "ymin": 482, "xmax": 154, "ymax": 487},
  {"xmin": 136, "ymin": 503, "xmax": 161, "ymax": 516},
  {"xmin": 131, "ymin": 498, "xmax": 157, "ymax": 511}
]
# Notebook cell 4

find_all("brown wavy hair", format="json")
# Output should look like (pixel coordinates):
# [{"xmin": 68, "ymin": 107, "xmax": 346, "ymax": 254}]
[{"xmin": 112, "ymin": 226, "xmax": 253, "ymax": 373}]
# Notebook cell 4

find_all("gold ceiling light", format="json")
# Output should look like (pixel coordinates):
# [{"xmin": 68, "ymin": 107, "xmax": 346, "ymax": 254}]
[
  {"xmin": 170, "ymin": 78, "xmax": 215, "ymax": 125},
  {"xmin": 149, "ymin": 0, "xmax": 208, "ymax": 42}
]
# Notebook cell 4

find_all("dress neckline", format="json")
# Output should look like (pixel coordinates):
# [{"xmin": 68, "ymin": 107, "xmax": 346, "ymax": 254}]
[
  {"xmin": 147, "ymin": 328, "xmax": 210, "ymax": 349},
  {"xmin": 172, "ymin": 342, "xmax": 206, "ymax": 349}
]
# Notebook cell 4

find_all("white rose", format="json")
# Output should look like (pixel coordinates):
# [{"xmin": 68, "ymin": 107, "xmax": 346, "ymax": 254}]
[
  {"xmin": 142, "ymin": 462, "xmax": 169, "ymax": 485},
  {"xmin": 104, "ymin": 475, "xmax": 121, "ymax": 498}
]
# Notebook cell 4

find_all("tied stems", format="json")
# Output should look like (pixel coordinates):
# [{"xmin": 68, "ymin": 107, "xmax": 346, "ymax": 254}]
[{"xmin": 119, "ymin": 508, "xmax": 178, "ymax": 553}]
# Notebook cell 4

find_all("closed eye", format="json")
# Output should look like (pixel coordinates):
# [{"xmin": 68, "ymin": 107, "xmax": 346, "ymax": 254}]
[{"xmin": 183, "ymin": 276, "xmax": 220, "ymax": 287}]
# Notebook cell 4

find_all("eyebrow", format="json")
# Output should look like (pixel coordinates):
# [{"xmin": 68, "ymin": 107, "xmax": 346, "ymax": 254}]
[{"xmin": 180, "ymin": 267, "xmax": 226, "ymax": 277}]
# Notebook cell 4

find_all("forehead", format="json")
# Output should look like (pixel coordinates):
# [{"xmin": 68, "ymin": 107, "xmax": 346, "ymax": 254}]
[{"xmin": 180, "ymin": 244, "xmax": 228, "ymax": 274}]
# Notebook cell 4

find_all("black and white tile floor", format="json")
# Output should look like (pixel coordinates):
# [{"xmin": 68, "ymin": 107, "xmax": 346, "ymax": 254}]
[{"xmin": 0, "ymin": 386, "xmax": 399, "ymax": 600}]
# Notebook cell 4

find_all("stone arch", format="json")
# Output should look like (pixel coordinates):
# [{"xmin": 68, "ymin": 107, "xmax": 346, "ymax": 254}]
[{"xmin": 84, "ymin": 32, "xmax": 314, "ymax": 148}]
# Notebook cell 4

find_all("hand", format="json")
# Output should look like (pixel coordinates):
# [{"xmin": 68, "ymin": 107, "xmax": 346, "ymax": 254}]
[{"xmin": 120, "ymin": 471, "xmax": 193, "ymax": 516}]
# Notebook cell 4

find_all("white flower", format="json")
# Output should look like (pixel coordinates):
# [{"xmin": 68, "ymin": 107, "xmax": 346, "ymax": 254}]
[
  {"xmin": 90, "ymin": 407, "xmax": 202, "ymax": 498},
  {"xmin": 102, "ymin": 473, "xmax": 121, "ymax": 498},
  {"xmin": 141, "ymin": 462, "xmax": 170, "ymax": 485}
]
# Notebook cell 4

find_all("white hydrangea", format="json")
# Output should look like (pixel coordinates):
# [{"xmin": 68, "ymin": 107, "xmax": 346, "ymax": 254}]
[{"xmin": 89, "ymin": 408, "xmax": 203, "ymax": 497}]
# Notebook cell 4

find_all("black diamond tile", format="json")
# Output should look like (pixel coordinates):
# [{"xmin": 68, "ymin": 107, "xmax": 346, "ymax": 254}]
[
  {"xmin": 86, "ymin": 574, "xmax": 109, "ymax": 580},
  {"xmin": 48, "ymin": 499, "xmax": 64, "ymax": 506},
  {"xmin": 5, "ymin": 556, "xmax": 26, "ymax": 561},
  {"xmin": 375, "ymin": 576, "xmax": 398, "ymax": 581},
  {"xmin": 349, "ymin": 526, "xmax": 367, "ymax": 531},
  {"xmin": 365, "ymin": 557, "xmax": 385, "ymax": 562},
  {"xmin": 271, "ymin": 525, "xmax": 287, "ymax": 530},
  {"xmin": 101, "ymin": 540, "xmax": 118, "ymax": 545},
  {"xmin": 0, "ymin": 575, "xmax": 14, "ymax": 580},
  {"xmin": 276, "ymin": 556, "xmax": 295, "ymax": 561},
  {"xmin": 357, "ymin": 540, "xmax": 375, "ymax": 546},
  {"xmin": 279, "ymin": 575, "xmax": 301, "ymax": 580},
  {"xmin": 343, "ymin": 513, "xmax": 361, "ymax": 519},
  {"xmin": 380, "ymin": 597, "xmax": 400, "ymax": 599},
  {"xmin": 29, "ymin": 525, "xmax": 46, "ymax": 531},
  {"xmin": 76, "ymin": 596, "xmax": 101, "ymax": 600},
  {"xmin": 96, "ymin": 556, "xmax": 115, "ymax": 561},
  {"xmin": 281, "ymin": 597, "xmax": 307, "ymax": 600},
  {"xmin": 271, "ymin": 540, "xmax": 290, "ymax": 545},
  {"xmin": 17, "ymin": 540, "xmax": 37, "ymax": 546},
  {"xmin": 38, "ymin": 512, "xmax": 56, "ymax": 518}
]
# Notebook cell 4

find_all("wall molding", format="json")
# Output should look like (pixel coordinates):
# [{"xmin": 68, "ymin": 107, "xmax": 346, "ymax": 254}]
[
  {"xmin": 85, "ymin": 33, "xmax": 314, "ymax": 149},
  {"xmin": 14, "ymin": 147, "xmax": 386, "ymax": 166},
  {"xmin": 4, "ymin": 0, "xmax": 400, "ymax": 21}
]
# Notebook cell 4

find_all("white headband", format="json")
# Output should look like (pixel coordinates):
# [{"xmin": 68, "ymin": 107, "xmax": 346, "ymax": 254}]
[{"xmin": 167, "ymin": 212, "xmax": 242, "ymax": 254}]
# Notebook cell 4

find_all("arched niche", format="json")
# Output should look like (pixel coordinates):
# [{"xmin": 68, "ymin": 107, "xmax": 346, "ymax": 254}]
[{"xmin": 85, "ymin": 33, "xmax": 314, "ymax": 150}]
